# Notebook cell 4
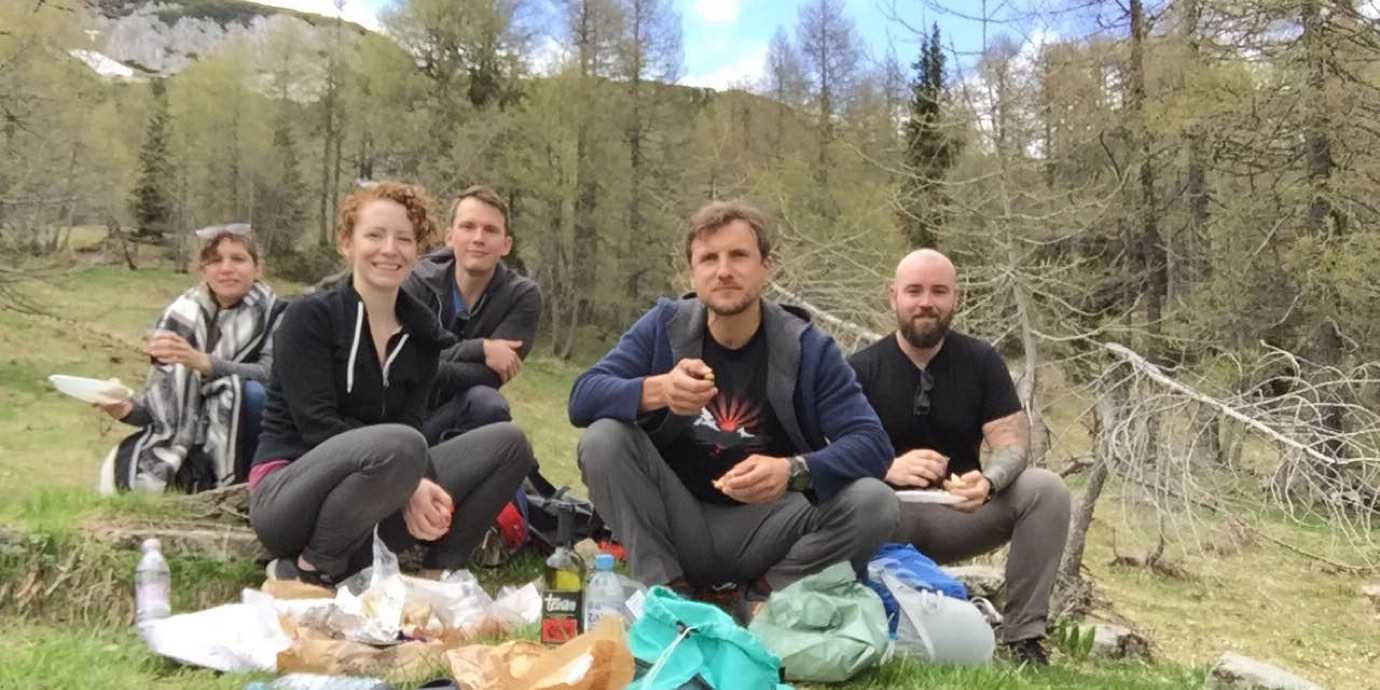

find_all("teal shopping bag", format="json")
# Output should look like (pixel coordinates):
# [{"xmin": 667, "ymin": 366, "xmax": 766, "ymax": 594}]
[{"xmin": 627, "ymin": 586, "xmax": 792, "ymax": 690}]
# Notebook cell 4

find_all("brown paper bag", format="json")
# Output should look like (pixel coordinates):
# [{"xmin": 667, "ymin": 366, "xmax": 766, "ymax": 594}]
[
  {"xmin": 278, "ymin": 637, "xmax": 451, "ymax": 682},
  {"xmin": 446, "ymin": 640, "xmax": 547, "ymax": 690},
  {"xmin": 445, "ymin": 618, "xmax": 633, "ymax": 690},
  {"xmin": 262, "ymin": 579, "xmax": 335, "ymax": 600}
]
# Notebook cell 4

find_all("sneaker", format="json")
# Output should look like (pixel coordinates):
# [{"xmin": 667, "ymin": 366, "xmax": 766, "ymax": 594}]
[
  {"xmin": 265, "ymin": 558, "xmax": 336, "ymax": 589},
  {"xmin": 1005, "ymin": 637, "xmax": 1051, "ymax": 667}
]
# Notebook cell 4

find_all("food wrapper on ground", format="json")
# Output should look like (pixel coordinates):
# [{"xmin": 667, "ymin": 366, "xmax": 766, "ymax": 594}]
[
  {"xmin": 403, "ymin": 570, "xmax": 507, "ymax": 636},
  {"xmin": 139, "ymin": 588, "xmax": 292, "ymax": 672},
  {"xmin": 493, "ymin": 581, "xmax": 542, "ymax": 626},
  {"xmin": 277, "ymin": 636, "xmax": 455, "ymax": 682},
  {"xmin": 446, "ymin": 618, "xmax": 634, "ymax": 690},
  {"xmin": 326, "ymin": 529, "xmax": 408, "ymax": 645},
  {"xmin": 446, "ymin": 639, "xmax": 547, "ymax": 689}
]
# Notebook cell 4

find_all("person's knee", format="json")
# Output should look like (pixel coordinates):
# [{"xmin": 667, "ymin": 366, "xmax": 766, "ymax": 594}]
[
  {"xmin": 577, "ymin": 419, "xmax": 638, "ymax": 476},
  {"xmin": 836, "ymin": 477, "xmax": 900, "ymax": 543},
  {"xmin": 487, "ymin": 421, "xmax": 538, "ymax": 472},
  {"xmin": 242, "ymin": 380, "xmax": 266, "ymax": 413},
  {"xmin": 368, "ymin": 424, "xmax": 430, "ymax": 480},
  {"xmin": 1014, "ymin": 467, "xmax": 1071, "ymax": 517},
  {"xmin": 463, "ymin": 386, "xmax": 512, "ymax": 425}
]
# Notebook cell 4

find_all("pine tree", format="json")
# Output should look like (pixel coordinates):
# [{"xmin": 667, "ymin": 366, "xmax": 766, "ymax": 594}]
[
  {"xmin": 898, "ymin": 23, "xmax": 959, "ymax": 248},
  {"xmin": 129, "ymin": 79, "xmax": 175, "ymax": 240},
  {"xmin": 255, "ymin": 104, "xmax": 307, "ymax": 258}
]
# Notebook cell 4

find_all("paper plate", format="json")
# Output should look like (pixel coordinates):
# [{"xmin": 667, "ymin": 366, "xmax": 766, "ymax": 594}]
[
  {"xmin": 896, "ymin": 489, "xmax": 963, "ymax": 505},
  {"xmin": 48, "ymin": 374, "xmax": 134, "ymax": 405}
]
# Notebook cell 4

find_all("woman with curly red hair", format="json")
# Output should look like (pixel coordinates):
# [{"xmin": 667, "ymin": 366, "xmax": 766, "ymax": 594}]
[{"xmin": 248, "ymin": 182, "xmax": 537, "ymax": 586}]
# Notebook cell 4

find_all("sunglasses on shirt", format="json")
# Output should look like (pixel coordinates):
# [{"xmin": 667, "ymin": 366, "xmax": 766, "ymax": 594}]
[{"xmin": 913, "ymin": 368, "xmax": 934, "ymax": 418}]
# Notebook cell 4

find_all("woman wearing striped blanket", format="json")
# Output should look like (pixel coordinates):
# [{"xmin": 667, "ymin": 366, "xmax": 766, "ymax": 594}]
[{"xmin": 98, "ymin": 226, "xmax": 285, "ymax": 493}]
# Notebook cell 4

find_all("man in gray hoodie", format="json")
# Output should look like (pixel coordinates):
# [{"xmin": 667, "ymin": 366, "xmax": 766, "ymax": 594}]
[{"xmin": 402, "ymin": 185, "xmax": 543, "ymax": 444}]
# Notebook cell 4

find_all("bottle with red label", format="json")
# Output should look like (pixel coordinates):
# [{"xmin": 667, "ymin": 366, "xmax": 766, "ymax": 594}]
[{"xmin": 539, "ymin": 498, "xmax": 585, "ymax": 644}]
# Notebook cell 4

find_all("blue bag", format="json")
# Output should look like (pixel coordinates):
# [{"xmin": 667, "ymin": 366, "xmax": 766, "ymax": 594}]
[{"xmin": 866, "ymin": 543, "xmax": 969, "ymax": 636}]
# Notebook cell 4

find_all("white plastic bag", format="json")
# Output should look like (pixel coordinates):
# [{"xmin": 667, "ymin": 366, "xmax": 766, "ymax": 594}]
[
  {"xmin": 881, "ymin": 570, "xmax": 995, "ymax": 666},
  {"xmin": 403, "ymin": 569, "xmax": 498, "ymax": 634},
  {"xmin": 331, "ymin": 528, "xmax": 407, "ymax": 644}
]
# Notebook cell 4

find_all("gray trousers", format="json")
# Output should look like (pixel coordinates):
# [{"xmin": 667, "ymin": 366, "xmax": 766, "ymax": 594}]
[
  {"xmin": 250, "ymin": 422, "xmax": 536, "ymax": 578},
  {"xmin": 423, "ymin": 385, "xmax": 513, "ymax": 445},
  {"xmin": 578, "ymin": 419, "xmax": 899, "ymax": 590},
  {"xmin": 892, "ymin": 467, "xmax": 1071, "ymax": 643}
]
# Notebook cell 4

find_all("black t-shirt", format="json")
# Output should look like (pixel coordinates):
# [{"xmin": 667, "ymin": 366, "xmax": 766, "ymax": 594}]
[
  {"xmin": 848, "ymin": 331, "xmax": 1022, "ymax": 478},
  {"xmin": 662, "ymin": 328, "xmax": 795, "ymax": 504}
]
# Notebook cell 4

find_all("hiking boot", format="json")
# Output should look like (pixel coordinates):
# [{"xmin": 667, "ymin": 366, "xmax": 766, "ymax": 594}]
[
  {"xmin": 265, "ymin": 558, "xmax": 336, "ymax": 589},
  {"xmin": 1005, "ymin": 637, "xmax": 1051, "ymax": 667}
]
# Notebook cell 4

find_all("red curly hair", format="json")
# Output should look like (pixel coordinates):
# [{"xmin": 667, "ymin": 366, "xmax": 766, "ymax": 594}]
[{"xmin": 334, "ymin": 181, "xmax": 440, "ymax": 251}]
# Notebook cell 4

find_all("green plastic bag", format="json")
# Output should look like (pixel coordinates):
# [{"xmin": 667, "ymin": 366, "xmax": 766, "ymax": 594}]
[
  {"xmin": 748, "ymin": 562, "xmax": 891, "ymax": 683},
  {"xmin": 627, "ymin": 586, "xmax": 792, "ymax": 690}
]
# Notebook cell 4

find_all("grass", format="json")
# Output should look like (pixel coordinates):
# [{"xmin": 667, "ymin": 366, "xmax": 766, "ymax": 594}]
[{"xmin": 1, "ymin": 258, "xmax": 1373, "ymax": 688}]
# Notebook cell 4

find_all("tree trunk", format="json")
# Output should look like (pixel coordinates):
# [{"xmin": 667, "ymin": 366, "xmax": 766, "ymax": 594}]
[
  {"xmin": 625, "ymin": 26, "xmax": 645, "ymax": 321},
  {"xmin": 1302, "ymin": 0, "xmax": 1341, "ymax": 238},
  {"xmin": 572, "ymin": 1, "xmax": 599, "ymax": 321},
  {"xmin": 1129, "ymin": 0, "xmax": 1166, "ymax": 353},
  {"xmin": 1060, "ymin": 372, "xmax": 1126, "ymax": 584},
  {"xmin": 1180, "ymin": 0, "xmax": 1210, "ymax": 296}
]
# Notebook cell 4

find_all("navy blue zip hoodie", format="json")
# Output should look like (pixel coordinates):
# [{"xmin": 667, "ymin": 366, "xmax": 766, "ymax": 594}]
[
  {"xmin": 253, "ymin": 283, "xmax": 455, "ymax": 466},
  {"xmin": 568, "ymin": 297, "xmax": 893, "ymax": 502}
]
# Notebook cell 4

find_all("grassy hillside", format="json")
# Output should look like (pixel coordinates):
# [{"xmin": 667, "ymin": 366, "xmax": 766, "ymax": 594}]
[{"xmin": 0, "ymin": 256, "xmax": 1371, "ymax": 689}]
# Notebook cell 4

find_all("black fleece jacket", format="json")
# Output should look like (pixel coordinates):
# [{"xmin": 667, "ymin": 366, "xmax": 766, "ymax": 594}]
[
  {"xmin": 401, "ymin": 249, "xmax": 542, "ymax": 393},
  {"xmin": 252, "ymin": 284, "xmax": 455, "ymax": 466}
]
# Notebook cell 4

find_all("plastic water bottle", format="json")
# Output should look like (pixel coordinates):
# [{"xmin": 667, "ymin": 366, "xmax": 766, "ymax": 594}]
[
  {"xmin": 134, "ymin": 537, "xmax": 170, "ymax": 623},
  {"xmin": 244, "ymin": 674, "xmax": 395, "ymax": 690},
  {"xmin": 583, "ymin": 553, "xmax": 624, "ymax": 630}
]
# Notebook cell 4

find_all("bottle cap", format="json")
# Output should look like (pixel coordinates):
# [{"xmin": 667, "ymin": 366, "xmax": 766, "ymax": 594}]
[
  {"xmin": 142, "ymin": 537, "xmax": 161, "ymax": 551},
  {"xmin": 594, "ymin": 553, "xmax": 615, "ymax": 571}
]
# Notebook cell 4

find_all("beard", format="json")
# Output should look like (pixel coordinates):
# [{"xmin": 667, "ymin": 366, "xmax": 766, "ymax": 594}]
[
  {"xmin": 897, "ymin": 307, "xmax": 953, "ymax": 349},
  {"xmin": 706, "ymin": 291, "xmax": 757, "ymax": 317},
  {"xmin": 703, "ymin": 282, "xmax": 761, "ymax": 317}
]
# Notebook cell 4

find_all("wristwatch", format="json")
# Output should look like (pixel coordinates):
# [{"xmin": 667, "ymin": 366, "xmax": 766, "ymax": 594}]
[{"xmin": 787, "ymin": 455, "xmax": 812, "ymax": 492}]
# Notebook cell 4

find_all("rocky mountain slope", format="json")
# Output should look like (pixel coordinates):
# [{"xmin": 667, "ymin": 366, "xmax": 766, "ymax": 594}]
[{"xmin": 85, "ymin": 0, "xmax": 366, "ymax": 77}]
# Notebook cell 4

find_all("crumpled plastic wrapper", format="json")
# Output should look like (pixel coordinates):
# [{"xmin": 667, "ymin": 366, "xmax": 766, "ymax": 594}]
[
  {"xmin": 277, "ymin": 635, "xmax": 456, "ymax": 681},
  {"xmin": 493, "ymin": 581, "xmax": 541, "ymax": 627},
  {"xmin": 325, "ymin": 528, "xmax": 408, "ymax": 645}
]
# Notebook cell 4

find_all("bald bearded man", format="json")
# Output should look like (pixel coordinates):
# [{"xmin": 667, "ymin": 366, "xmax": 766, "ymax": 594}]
[{"xmin": 848, "ymin": 249, "xmax": 1071, "ymax": 666}]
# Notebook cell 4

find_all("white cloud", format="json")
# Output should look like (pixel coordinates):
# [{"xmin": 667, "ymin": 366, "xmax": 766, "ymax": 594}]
[
  {"xmin": 247, "ymin": 0, "xmax": 382, "ymax": 32},
  {"xmin": 693, "ymin": 0, "xmax": 740, "ymax": 24},
  {"xmin": 682, "ymin": 44, "xmax": 767, "ymax": 90}
]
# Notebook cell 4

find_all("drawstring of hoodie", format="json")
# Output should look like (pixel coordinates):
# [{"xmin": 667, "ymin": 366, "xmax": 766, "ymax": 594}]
[
  {"xmin": 346, "ymin": 300, "xmax": 411, "ymax": 392},
  {"xmin": 382, "ymin": 333, "xmax": 408, "ymax": 386},
  {"xmin": 347, "ymin": 302, "xmax": 364, "ymax": 394}
]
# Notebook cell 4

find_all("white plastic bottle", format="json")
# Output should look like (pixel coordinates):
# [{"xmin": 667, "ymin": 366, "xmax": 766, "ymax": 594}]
[
  {"xmin": 134, "ymin": 537, "xmax": 171, "ymax": 623},
  {"xmin": 583, "ymin": 553, "xmax": 624, "ymax": 630}
]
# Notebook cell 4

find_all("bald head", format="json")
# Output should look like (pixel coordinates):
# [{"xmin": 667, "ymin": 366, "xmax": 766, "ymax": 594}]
[
  {"xmin": 894, "ymin": 249, "xmax": 957, "ymax": 287},
  {"xmin": 890, "ymin": 249, "xmax": 958, "ymax": 349}
]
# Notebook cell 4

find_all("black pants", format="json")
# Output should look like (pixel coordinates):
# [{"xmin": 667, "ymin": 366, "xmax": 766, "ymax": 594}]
[
  {"xmin": 422, "ymin": 385, "xmax": 513, "ymax": 445},
  {"xmin": 250, "ymin": 422, "xmax": 536, "ymax": 578}
]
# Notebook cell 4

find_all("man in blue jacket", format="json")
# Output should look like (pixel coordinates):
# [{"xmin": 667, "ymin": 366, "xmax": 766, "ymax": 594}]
[{"xmin": 569, "ymin": 200, "xmax": 898, "ymax": 601}]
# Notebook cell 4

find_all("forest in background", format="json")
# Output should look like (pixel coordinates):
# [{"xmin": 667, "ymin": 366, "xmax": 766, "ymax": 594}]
[{"xmin": 4, "ymin": 0, "xmax": 1380, "ymax": 581}]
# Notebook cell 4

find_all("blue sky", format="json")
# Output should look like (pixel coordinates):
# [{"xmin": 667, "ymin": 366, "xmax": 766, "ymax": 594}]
[{"xmin": 254, "ymin": 1, "xmax": 1031, "ymax": 90}]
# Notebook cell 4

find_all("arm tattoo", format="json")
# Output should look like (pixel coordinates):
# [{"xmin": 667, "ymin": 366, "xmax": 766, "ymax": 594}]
[{"xmin": 983, "ymin": 444, "xmax": 1028, "ymax": 493}]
